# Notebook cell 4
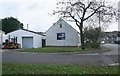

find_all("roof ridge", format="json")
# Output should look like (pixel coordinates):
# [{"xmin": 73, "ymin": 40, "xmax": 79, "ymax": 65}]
[{"xmin": 22, "ymin": 29, "xmax": 44, "ymax": 36}]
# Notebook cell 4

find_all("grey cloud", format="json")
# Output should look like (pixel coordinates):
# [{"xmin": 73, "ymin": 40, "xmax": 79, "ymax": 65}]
[{"xmin": 0, "ymin": 2, "xmax": 20, "ymax": 16}]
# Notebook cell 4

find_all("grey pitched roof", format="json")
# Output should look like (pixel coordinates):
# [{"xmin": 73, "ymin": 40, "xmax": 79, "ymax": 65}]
[
  {"xmin": 9, "ymin": 29, "xmax": 44, "ymax": 36},
  {"xmin": 22, "ymin": 29, "xmax": 44, "ymax": 36},
  {"xmin": 46, "ymin": 18, "xmax": 80, "ymax": 34}
]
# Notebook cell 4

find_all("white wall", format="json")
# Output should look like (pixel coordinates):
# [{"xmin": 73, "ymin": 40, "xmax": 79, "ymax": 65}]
[
  {"xmin": 33, "ymin": 34, "xmax": 42, "ymax": 48},
  {"xmin": 0, "ymin": 31, "xmax": 4, "ymax": 44},
  {"xmin": 46, "ymin": 19, "xmax": 81, "ymax": 46},
  {"xmin": 0, "ymin": 32, "xmax": 7, "ymax": 43},
  {"xmin": 117, "ymin": 37, "xmax": 120, "ymax": 41},
  {"xmin": 7, "ymin": 29, "xmax": 42, "ymax": 48},
  {"xmin": 0, "ymin": 33, "xmax": 2, "ymax": 45},
  {"xmin": 0, "ymin": 34, "xmax": 2, "ymax": 45},
  {"xmin": 118, "ymin": 1, "xmax": 120, "ymax": 31}
]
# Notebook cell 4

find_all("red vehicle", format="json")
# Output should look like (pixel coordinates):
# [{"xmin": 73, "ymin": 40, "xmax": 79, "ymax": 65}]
[{"xmin": 2, "ymin": 36, "xmax": 20, "ymax": 49}]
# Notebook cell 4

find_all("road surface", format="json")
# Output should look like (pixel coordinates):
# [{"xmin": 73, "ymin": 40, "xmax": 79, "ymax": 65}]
[
  {"xmin": 2, "ymin": 44, "xmax": 119, "ymax": 65},
  {"xmin": 101, "ymin": 44, "xmax": 119, "ymax": 65}
]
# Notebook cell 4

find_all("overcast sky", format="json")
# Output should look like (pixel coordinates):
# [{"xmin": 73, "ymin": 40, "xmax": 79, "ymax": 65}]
[{"xmin": 0, "ymin": 0, "xmax": 119, "ymax": 32}]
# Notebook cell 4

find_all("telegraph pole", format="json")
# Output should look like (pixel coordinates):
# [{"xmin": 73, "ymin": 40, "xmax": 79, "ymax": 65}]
[
  {"xmin": 27, "ymin": 24, "xmax": 29, "ymax": 30},
  {"xmin": 99, "ymin": 0, "xmax": 105, "ymax": 43}
]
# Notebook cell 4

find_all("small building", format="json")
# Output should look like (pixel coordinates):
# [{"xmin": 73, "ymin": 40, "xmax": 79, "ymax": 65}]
[
  {"xmin": 0, "ymin": 30, "xmax": 4, "ymax": 48},
  {"xmin": 0, "ymin": 30, "xmax": 4, "ymax": 43},
  {"xmin": 46, "ymin": 18, "xmax": 81, "ymax": 47},
  {"xmin": 7, "ymin": 29, "xmax": 43, "ymax": 48},
  {"xmin": 0, "ymin": 30, "xmax": 8, "ymax": 48}
]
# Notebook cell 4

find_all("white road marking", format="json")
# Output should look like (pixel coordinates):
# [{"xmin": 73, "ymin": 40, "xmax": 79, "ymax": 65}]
[
  {"xmin": 109, "ymin": 63, "xmax": 119, "ymax": 66},
  {"xmin": 76, "ymin": 53, "xmax": 99, "ymax": 55}
]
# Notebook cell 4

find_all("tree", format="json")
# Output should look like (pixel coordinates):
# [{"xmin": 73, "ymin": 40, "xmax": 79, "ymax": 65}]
[
  {"xmin": 84, "ymin": 26, "xmax": 101, "ymax": 48},
  {"xmin": 2, "ymin": 17, "xmax": 24, "ymax": 34},
  {"xmin": 54, "ymin": 0, "xmax": 117, "ymax": 49}
]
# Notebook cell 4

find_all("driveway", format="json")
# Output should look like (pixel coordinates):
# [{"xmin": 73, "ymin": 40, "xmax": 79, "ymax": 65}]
[
  {"xmin": 102, "ymin": 44, "xmax": 119, "ymax": 55},
  {"xmin": 2, "ymin": 44, "xmax": 119, "ymax": 65},
  {"xmin": 101, "ymin": 44, "xmax": 119, "ymax": 65}
]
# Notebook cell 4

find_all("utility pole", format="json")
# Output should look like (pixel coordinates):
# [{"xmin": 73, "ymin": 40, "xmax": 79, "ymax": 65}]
[
  {"xmin": 99, "ymin": 0, "xmax": 102, "ymax": 27},
  {"xmin": 27, "ymin": 24, "xmax": 29, "ymax": 30},
  {"xmin": 99, "ymin": 0, "xmax": 105, "ymax": 43},
  {"xmin": 99, "ymin": 0, "xmax": 105, "ymax": 27}
]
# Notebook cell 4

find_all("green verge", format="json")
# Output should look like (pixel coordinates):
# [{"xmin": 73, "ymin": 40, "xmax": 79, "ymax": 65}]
[
  {"xmin": 2, "ymin": 63, "xmax": 119, "ymax": 74},
  {"xmin": 17, "ymin": 47, "xmax": 103, "ymax": 53}
]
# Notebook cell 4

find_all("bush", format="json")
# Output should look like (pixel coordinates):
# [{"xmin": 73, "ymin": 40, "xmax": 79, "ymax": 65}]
[
  {"xmin": 84, "ymin": 41, "xmax": 91, "ymax": 48},
  {"xmin": 91, "ymin": 42, "xmax": 100, "ymax": 48},
  {"xmin": 84, "ymin": 41, "xmax": 100, "ymax": 48}
]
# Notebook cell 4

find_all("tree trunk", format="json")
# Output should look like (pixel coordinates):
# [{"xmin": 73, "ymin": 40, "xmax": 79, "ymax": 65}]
[{"xmin": 79, "ymin": 22, "xmax": 85, "ymax": 49}]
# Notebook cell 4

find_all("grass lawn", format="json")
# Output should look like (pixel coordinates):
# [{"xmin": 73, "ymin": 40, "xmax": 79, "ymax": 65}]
[
  {"xmin": 2, "ymin": 63, "xmax": 119, "ymax": 74},
  {"xmin": 17, "ymin": 47, "xmax": 103, "ymax": 53}
]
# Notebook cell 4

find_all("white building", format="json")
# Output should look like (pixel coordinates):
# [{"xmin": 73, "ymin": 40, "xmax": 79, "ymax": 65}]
[
  {"xmin": 0, "ymin": 30, "xmax": 4, "ymax": 48},
  {"xmin": 118, "ymin": 2, "xmax": 120, "ymax": 41},
  {"xmin": 0, "ymin": 30, "xmax": 8, "ymax": 48},
  {"xmin": 46, "ymin": 18, "xmax": 81, "ymax": 47},
  {"xmin": 7, "ymin": 29, "xmax": 43, "ymax": 48}
]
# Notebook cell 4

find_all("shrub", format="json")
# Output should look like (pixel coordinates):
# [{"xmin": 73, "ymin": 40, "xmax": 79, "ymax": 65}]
[
  {"xmin": 84, "ymin": 41, "xmax": 100, "ymax": 48},
  {"xmin": 91, "ymin": 42, "xmax": 100, "ymax": 48}
]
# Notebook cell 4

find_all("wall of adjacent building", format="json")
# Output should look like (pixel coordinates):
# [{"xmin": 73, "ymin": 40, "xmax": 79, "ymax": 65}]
[{"xmin": 46, "ymin": 19, "xmax": 81, "ymax": 46}]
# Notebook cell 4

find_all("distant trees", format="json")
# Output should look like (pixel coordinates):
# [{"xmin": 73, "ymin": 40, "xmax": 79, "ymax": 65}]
[
  {"xmin": 2, "ymin": 17, "xmax": 24, "ymax": 34},
  {"xmin": 54, "ymin": 0, "xmax": 117, "ymax": 49}
]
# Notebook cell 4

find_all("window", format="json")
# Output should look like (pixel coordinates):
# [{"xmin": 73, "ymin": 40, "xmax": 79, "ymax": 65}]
[
  {"xmin": 57, "ymin": 33, "xmax": 65, "ymax": 40},
  {"xmin": 60, "ymin": 24, "xmax": 62, "ymax": 28}
]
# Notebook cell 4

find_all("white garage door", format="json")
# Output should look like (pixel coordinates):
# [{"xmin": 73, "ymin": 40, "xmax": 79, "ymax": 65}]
[{"xmin": 22, "ymin": 37, "xmax": 33, "ymax": 48}]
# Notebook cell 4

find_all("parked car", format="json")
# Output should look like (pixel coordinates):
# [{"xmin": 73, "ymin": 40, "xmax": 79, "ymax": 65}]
[{"xmin": 101, "ymin": 41, "xmax": 105, "ymax": 45}]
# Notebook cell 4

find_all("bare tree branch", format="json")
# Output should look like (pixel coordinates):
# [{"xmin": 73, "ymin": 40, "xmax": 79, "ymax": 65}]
[
  {"xmin": 69, "ymin": 13, "xmax": 80, "ymax": 27},
  {"xmin": 84, "ymin": 6, "xmax": 102, "ymax": 21},
  {"xmin": 81, "ymin": 9, "xmax": 86, "ymax": 21},
  {"xmin": 71, "ymin": 1, "xmax": 85, "ymax": 9},
  {"xmin": 77, "ymin": 13, "xmax": 82, "ymax": 20},
  {"xmin": 85, "ymin": 2, "xmax": 93, "ymax": 10}
]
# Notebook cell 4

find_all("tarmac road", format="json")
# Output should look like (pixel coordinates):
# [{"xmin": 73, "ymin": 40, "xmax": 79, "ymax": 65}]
[
  {"xmin": 102, "ymin": 44, "xmax": 119, "ymax": 65},
  {"xmin": 2, "ymin": 44, "xmax": 119, "ymax": 65},
  {"xmin": 102, "ymin": 44, "xmax": 119, "ymax": 55}
]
